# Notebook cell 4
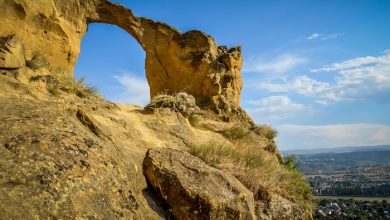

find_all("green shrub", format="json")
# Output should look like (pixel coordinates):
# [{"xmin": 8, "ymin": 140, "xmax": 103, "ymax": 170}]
[{"xmin": 284, "ymin": 154, "xmax": 297, "ymax": 170}]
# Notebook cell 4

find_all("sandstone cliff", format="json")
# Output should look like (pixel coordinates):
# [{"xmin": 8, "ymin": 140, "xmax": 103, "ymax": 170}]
[{"xmin": 0, "ymin": 0, "xmax": 312, "ymax": 219}]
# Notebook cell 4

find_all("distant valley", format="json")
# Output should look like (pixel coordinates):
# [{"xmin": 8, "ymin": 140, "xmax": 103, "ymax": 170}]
[{"xmin": 290, "ymin": 145, "xmax": 390, "ymax": 218}]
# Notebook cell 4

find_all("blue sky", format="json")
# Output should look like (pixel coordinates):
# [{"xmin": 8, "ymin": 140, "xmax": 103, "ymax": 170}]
[{"xmin": 75, "ymin": 0, "xmax": 390, "ymax": 150}]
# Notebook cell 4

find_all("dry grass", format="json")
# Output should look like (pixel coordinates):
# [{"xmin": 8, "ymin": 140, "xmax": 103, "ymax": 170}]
[
  {"xmin": 220, "ymin": 124, "xmax": 251, "ymax": 141},
  {"xmin": 188, "ymin": 114, "xmax": 203, "ymax": 126},
  {"xmin": 189, "ymin": 141, "xmax": 312, "ymax": 209},
  {"xmin": 27, "ymin": 54, "xmax": 98, "ymax": 98},
  {"xmin": 149, "ymin": 93, "xmax": 178, "ymax": 107},
  {"xmin": 26, "ymin": 52, "xmax": 49, "ymax": 70},
  {"xmin": 253, "ymin": 124, "xmax": 278, "ymax": 140},
  {"xmin": 47, "ymin": 85, "xmax": 60, "ymax": 96},
  {"xmin": 57, "ymin": 76, "xmax": 98, "ymax": 98}
]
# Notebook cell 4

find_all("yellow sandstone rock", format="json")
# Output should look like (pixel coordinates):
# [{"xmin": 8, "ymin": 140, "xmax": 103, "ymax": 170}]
[
  {"xmin": 0, "ymin": 0, "xmax": 243, "ymax": 113},
  {"xmin": 0, "ymin": 35, "xmax": 26, "ymax": 68},
  {"xmin": 0, "ymin": 1, "xmax": 312, "ymax": 219}
]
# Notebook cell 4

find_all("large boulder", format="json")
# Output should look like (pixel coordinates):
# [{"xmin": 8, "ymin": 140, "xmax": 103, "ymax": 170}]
[
  {"xmin": 0, "ymin": 35, "xmax": 25, "ymax": 69},
  {"xmin": 142, "ymin": 148, "xmax": 256, "ymax": 220}
]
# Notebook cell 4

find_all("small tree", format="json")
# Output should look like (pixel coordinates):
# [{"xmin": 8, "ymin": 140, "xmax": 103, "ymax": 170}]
[{"xmin": 284, "ymin": 154, "xmax": 297, "ymax": 170}]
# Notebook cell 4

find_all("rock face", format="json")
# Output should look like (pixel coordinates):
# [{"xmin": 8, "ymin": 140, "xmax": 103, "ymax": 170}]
[
  {"xmin": 0, "ymin": 35, "xmax": 25, "ymax": 69},
  {"xmin": 143, "ymin": 148, "xmax": 256, "ymax": 220},
  {"xmin": 0, "ymin": 0, "xmax": 243, "ymax": 112}
]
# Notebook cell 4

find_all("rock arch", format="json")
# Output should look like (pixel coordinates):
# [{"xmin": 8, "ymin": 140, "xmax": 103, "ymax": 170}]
[{"xmin": 0, "ymin": 0, "xmax": 243, "ymax": 112}]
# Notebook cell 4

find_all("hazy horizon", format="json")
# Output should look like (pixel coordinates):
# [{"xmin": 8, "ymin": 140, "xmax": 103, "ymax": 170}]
[{"xmin": 74, "ymin": 0, "xmax": 390, "ymax": 150}]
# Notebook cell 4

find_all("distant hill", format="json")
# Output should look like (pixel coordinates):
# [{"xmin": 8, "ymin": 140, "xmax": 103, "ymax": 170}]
[
  {"xmin": 285, "ymin": 145, "xmax": 390, "ymax": 174},
  {"xmin": 299, "ymin": 150, "xmax": 390, "ymax": 165},
  {"xmin": 282, "ymin": 145, "xmax": 390, "ymax": 155}
]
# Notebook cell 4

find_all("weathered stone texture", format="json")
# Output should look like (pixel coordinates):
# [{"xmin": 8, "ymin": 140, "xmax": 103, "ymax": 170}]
[
  {"xmin": 143, "ymin": 148, "xmax": 256, "ymax": 220},
  {"xmin": 0, "ymin": 35, "xmax": 25, "ymax": 68},
  {"xmin": 0, "ymin": 0, "xmax": 243, "ymax": 112}
]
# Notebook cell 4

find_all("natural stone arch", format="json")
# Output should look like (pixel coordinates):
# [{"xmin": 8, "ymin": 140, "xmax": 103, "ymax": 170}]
[{"xmin": 0, "ymin": 0, "xmax": 243, "ymax": 113}]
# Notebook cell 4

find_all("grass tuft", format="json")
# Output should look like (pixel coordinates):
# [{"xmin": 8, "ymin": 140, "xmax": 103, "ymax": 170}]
[
  {"xmin": 26, "ymin": 52, "xmax": 49, "ymax": 70},
  {"xmin": 220, "ymin": 124, "xmax": 250, "ymax": 141},
  {"xmin": 188, "ymin": 114, "xmax": 203, "ymax": 126},
  {"xmin": 253, "ymin": 124, "xmax": 278, "ymax": 140},
  {"xmin": 60, "ymin": 76, "xmax": 98, "ymax": 98},
  {"xmin": 76, "ymin": 76, "xmax": 98, "ymax": 96},
  {"xmin": 189, "ymin": 141, "xmax": 312, "ymax": 209}
]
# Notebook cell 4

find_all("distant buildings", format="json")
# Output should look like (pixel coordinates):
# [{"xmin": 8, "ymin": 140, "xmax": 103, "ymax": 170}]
[
  {"xmin": 315, "ymin": 199, "xmax": 390, "ymax": 219},
  {"xmin": 309, "ymin": 175, "xmax": 390, "ymax": 197}
]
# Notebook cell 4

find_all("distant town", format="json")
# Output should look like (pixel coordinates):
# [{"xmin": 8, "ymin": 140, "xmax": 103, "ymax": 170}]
[
  {"xmin": 314, "ymin": 198, "xmax": 389, "ymax": 219},
  {"xmin": 285, "ymin": 145, "xmax": 390, "ymax": 219},
  {"xmin": 308, "ymin": 165, "xmax": 390, "ymax": 197}
]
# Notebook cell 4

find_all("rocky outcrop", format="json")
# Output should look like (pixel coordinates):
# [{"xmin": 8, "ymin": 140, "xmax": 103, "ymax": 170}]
[
  {"xmin": 145, "ymin": 92, "xmax": 200, "ymax": 117},
  {"xmin": 0, "ymin": 0, "xmax": 243, "ymax": 112},
  {"xmin": 256, "ymin": 195, "xmax": 313, "ymax": 220},
  {"xmin": 143, "ymin": 148, "xmax": 256, "ymax": 220}
]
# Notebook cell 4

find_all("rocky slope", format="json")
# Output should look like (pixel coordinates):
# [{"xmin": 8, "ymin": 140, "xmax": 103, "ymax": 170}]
[{"xmin": 0, "ymin": 0, "xmax": 312, "ymax": 219}]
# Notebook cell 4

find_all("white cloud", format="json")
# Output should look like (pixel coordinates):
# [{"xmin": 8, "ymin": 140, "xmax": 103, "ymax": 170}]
[
  {"xmin": 257, "ymin": 76, "xmax": 331, "ymax": 96},
  {"xmin": 276, "ymin": 124, "xmax": 390, "ymax": 150},
  {"xmin": 314, "ymin": 50, "xmax": 390, "ymax": 103},
  {"xmin": 306, "ymin": 32, "xmax": 344, "ymax": 41},
  {"xmin": 311, "ymin": 53, "xmax": 390, "ymax": 73},
  {"xmin": 113, "ymin": 72, "xmax": 150, "ymax": 106},
  {"xmin": 243, "ymin": 54, "xmax": 306, "ymax": 74},
  {"xmin": 246, "ymin": 96, "xmax": 307, "ymax": 120},
  {"xmin": 257, "ymin": 50, "xmax": 390, "ymax": 104}
]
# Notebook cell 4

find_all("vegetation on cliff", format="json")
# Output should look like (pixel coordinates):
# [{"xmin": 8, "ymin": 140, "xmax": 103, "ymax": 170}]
[{"xmin": 189, "ymin": 132, "xmax": 312, "ymax": 211}]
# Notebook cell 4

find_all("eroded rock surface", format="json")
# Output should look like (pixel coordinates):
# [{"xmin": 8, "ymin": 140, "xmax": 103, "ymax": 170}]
[
  {"xmin": 0, "ymin": 1, "xmax": 312, "ymax": 219},
  {"xmin": 0, "ymin": 35, "xmax": 25, "ymax": 69},
  {"xmin": 256, "ymin": 195, "xmax": 313, "ymax": 220},
  {"xmin": 0, "ymin": 72, "xmax": 201, "ymax": 219},
  {"xmin": 0, "ymin": 0, "xmax": 243, "ymax": 112},
  {"xmin": 143, "ymin": 148, "xmax": 256, "ymax": 220}
]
